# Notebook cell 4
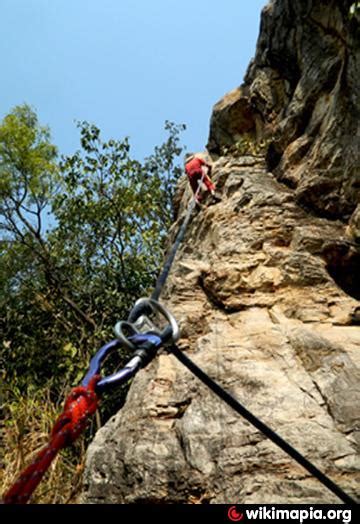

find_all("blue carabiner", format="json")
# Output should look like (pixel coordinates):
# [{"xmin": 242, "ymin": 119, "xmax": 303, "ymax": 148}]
[
  {"xmin": 81, "ymin": 333, "xmax": 163, "ymax": 393},
  {"xmin": 82, "ymin": 339, "xmax": 122, "ymax": 387}
]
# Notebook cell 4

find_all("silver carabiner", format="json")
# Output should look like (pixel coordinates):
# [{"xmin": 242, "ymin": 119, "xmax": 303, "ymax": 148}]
[
  {"xmin": 113, "ymin": 320, "xmax": 140, "ymax": 350},
  {"xmin": 114, "ymin": 298, "xmax": 180, "ymax": 348}
]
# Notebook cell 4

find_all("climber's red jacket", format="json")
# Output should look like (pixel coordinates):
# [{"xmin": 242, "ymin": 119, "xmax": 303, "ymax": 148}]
[
  {"xmin": 185, "ymin": 157, "xmax": 206, "ymax": 177},
  {"xmin": 185, "ymin": 157, "xmax": 215, "ymax": 198}
]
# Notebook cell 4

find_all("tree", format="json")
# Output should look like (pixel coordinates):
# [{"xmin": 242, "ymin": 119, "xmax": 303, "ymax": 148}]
[
  {"xmin": 0, "ymin": 105, "xmax": 61, "ymax": 388},
  {"xmin": 51, "ymin": 120, "xmax": 185, "ymax": 349},
  {"xmin": 1, "ymin": 106, "xmax": 186, "ymax": 503},
  {"xmin": 1, "ymin": 106, "xmax": 186, "ymax": 392},
  {"xmin": 0, "ymin": 104, "xmax": 57, "ymax": 236}
]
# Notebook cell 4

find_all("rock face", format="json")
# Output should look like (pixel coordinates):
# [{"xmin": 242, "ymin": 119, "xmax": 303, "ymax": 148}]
[
  {"xmin": 208, "ymin": 0, "xmax": 360, "ymax": 222},
  {"xmin": 82, "ymin": 0, "xmax": 360, "ymax": 504}
]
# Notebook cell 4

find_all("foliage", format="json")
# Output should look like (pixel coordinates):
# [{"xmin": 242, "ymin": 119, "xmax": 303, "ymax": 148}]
[
  {"xmin": 0, "ymin": 104, "xmax": 58, "ymax": 203},
  {"xmin": 0, "ymin": 105, "xmax": 186, "ymax": 502},
  {"xmin": 221, "ymin": 133, "xmax": 271, "ymax": 157},
  {"xmin": 50, "ymin": 120, "xmax": 185, "ymax": 353},
  {"xmin": 1, "ymin": 108, "xmax": 185, "ymax": 391},
  {"xmin": 0, "ymin": 104, "xmax": 60, "ymax": 391}
]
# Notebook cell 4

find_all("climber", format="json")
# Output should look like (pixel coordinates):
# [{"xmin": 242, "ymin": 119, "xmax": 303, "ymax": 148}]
[{"xmin": 184, "ymin": 154, "xmax": 220, "ymax": 205}]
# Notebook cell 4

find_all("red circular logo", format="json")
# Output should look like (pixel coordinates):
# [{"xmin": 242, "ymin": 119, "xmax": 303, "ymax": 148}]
[{"xmin": 227, "ymin": 506, "xmax": 244, "ymax": 522}]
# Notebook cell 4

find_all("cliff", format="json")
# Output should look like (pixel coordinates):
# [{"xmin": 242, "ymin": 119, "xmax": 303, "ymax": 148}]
[{"xmin": 82, "ymin": 0, "xmax": 360, "ymax": 503}]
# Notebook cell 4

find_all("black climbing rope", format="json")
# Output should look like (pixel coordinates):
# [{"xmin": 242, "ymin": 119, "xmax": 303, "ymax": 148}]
[
  {"xmin": 169, "ymin": 344, "xmax": 357, "ymax": 505},
  {"xmin": 151, "ymin": 174, "xmax": 205, "ymax": 301},
  {"xmin": 151, "ymin": 198, "xmax": 197, "ymax": 301}
]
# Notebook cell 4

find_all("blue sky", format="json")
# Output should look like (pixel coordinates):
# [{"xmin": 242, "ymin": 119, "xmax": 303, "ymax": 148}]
[{"xmin": 1, "ymin": 0, "xmax": 266, "ymax": 159}]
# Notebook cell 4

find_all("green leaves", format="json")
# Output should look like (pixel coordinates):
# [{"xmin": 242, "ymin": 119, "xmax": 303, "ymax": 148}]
[
  {"xmin": 0, "ymin": 105, "xmax": 58, "ymax": 201},
  {"xmin": 1, "ymin": 107, "xmax": 186, "ymax": 409},
  {"xmin": 52, "ymin": 120, "xmax": 186, "ymax": 342}
]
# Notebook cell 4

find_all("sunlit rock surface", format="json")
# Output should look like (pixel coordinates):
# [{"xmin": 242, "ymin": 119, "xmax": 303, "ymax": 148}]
[{"xmin": 82, "ymin": 0, "xmax": 359, "ymax": 504}]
